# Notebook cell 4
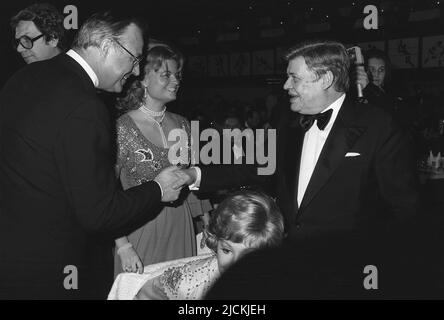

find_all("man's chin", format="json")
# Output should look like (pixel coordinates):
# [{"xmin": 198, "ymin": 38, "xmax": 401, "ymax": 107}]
[
  {"xmin": 290, "ymin": 103, "xmax": 301, "ymax": 113},
  {"xmin": 108, "ymin": 81, "xmax": 124, "ymax": 93},
  {"xmin": 23, "ymin": 57, "xmax": 35, "ymax": 64}
]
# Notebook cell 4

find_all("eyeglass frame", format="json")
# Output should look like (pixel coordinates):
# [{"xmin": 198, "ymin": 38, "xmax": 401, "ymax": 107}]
[
  {"xmin": 113, "ymin": 39, "xmax": 143, "ymax": 68},
  {"xmin": 12, "ymin": 33, "xmax": 45, "ymax": 50}
]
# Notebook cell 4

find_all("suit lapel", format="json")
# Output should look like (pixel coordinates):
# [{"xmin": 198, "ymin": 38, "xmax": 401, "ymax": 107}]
[
  {"xmin": 285, "ymin": 114, "xmax": 305, "ymax": 210},
  {"xmin": 299, "ymin": 97, "xmax": 367, "ymax": 211}
]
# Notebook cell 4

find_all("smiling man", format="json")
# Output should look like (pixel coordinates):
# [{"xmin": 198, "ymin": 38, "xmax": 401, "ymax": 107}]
[
  {"xmin": 0, "ymin": 11, "xmax": 187, "ymax": 299},
  {"xmin": 277, "ymin": 40, "xmax": 420, "ymax": 238},
  {"xmin": 181, "ymin": 40, "xmax": 420, "ymax": 239},
  {"xmin": 11, "ymin": 3, "xmax": 65, "ymax": 64}
]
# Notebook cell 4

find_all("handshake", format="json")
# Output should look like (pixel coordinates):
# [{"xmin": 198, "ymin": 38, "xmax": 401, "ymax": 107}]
[{"xmin": 153, "ymin": 166, "xmax": 198, "ymax": 202}]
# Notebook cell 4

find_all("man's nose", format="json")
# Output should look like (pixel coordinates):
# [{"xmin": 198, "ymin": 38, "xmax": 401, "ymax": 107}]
[
  {"xmin": 283, "ymin": 77, "xmax": 291, "ymax": 90},
  {"xmin": 16, "ymin": 43, "xmax": 25, "ymax": 53}
]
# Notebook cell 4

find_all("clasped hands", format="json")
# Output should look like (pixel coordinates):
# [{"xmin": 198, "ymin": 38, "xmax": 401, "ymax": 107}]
[{"xmin": 154, "ymin": 166, "xmax": 198, "ymax": 202}]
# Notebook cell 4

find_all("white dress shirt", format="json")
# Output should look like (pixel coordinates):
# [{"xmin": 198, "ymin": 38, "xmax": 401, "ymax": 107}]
[
  {"xmin": 297, "ymin": 93, "xmax": 346, "ymax": 207},
  {"xmin": 66, "ymin": 49, "xmax": 99, "ymax": 87}
]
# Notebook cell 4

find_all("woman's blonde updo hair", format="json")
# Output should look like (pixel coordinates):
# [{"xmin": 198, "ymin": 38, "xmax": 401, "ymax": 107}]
[{"xmin": 116, "ymin": 42, "xmax": 184, "ymax": 112}]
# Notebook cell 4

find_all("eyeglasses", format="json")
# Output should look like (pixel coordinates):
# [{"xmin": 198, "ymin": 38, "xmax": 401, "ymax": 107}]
[
  {"xmin": 113, "ymin": 39, "xmax": 142, "ymax": 68},
  {"xmin": 12, "ymin": 34, "xmax": 44, "ymax": 50}
]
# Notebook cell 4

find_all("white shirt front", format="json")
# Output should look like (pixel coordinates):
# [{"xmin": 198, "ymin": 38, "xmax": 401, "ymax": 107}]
[
  {"xmin": 297, "ymin": 93, "xmax": 346, "ymax": 207},
  {"xmin": 66, "ymin": 49, "xmax": 99, "ymax": 87}
]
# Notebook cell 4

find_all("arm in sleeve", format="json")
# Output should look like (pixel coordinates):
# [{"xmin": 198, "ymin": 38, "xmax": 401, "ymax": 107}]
[
  {"xmin": 198, "ymin": 164, "xmax": 272, "ymax": 194},
  {"xmin": 374, "ymin": 117, "xmax": 421, "ymax": 224},
  {"xmin": 185, "ymin": 191, "xmax": 212, "ymax": 218},
  {"xmin": 55, "ymin": 102, "xmax": 162, "ymax": 238}
]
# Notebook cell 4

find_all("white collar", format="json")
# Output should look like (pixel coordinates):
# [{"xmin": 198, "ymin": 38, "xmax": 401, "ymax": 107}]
[
  {"xmin": 320, "ymin": 93, "xmax": 346, "ymax": 131},
  {"xmin": 66, "ymin": 49, "xmax": 99, "ymax": 87},
  {"xmin": 323, "ymin": 93, "xmax": 346, "ymax": 113}
]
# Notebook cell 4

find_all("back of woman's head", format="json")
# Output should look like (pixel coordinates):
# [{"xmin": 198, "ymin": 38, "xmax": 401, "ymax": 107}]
[
  {"xmin": 116, "ymin": 44, "xmax": 184, "ymax": 111},
  {"xmin": 206, "ymin": 190, "xmax": 285, "ymax": 251}
]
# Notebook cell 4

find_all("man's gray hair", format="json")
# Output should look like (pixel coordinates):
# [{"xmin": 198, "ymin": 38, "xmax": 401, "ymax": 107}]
[
  {"xmin": 72, "ymin": 11, "xmax": 147, "ymax": 51},
  {"xmin": 285, "ymin": 40, "xmax": 350, "ymax": 93}
]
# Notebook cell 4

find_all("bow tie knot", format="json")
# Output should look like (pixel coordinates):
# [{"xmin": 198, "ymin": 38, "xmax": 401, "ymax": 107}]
[{"xmin": 299, "ymin": 109, "xmax": 333, "ymax": 131}]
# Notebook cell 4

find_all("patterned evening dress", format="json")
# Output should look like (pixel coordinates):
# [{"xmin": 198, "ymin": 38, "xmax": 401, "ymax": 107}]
[
  {"xmin": 108, "ymin": 253, "xmax": 220, "ymax": 300},
  {"xmin": 114, "ymin": 112, "xmax": 212, "ymax": 276}
]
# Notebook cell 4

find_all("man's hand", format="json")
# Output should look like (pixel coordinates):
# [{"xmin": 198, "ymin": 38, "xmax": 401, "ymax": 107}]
[
  {"xmin": 176, "ymin": 167, "xmax": 198, "ymax": 186},
  {"xmin": 154, "ymin": 166, "xmax": 187, "ymax": 202},
  {"xmin": 356, "ymin": 66, "xmax": 369, "ymax": 90}
]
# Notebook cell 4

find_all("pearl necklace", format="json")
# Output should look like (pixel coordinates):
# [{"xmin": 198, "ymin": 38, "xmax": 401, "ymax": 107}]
[
  {"xmin": 139, "ymin": 105, "xmax": 168, "ymax": 148},
  {"xmin": 140, "ymin": 104, "xmax": 166, "ymax": 118}
]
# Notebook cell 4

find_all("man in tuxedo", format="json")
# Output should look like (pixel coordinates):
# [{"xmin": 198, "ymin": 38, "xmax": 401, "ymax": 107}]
[
  {"xmin": 0, "ymin": 12, "xmax": 185, "ymax": 299},
  {"xmin": 183, "ymin": 40, "xmax": 419, "ymax": 239},
  {"xmin": 276, "ymin": 40, "xmax": 419, "ymax": 238},
  {"xmin": 200, "ymin": 41, "xmax": 425, "ymax": 299}
]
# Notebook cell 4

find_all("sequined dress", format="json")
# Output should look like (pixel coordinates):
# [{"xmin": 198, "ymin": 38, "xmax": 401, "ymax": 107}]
[
  {"xmin": 135, "ymin": 254, "xmax": 220, "ymax": 300},
  {"xmin": 108, "ymin": 253, "xmax": 220, "ymax": 300},
  {"xmin": 114, "ymin": 113, "xmax": 212, "ymax": 276}
]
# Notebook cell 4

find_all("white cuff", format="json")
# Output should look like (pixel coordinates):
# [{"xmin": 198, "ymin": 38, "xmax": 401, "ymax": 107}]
[
  {"xmin": 188, "ymin": 166, "xmax": 201, "ymax": 190},
  {"xmin": 153, "ymin": 180, "xmax": 164, "ymax": 199}
]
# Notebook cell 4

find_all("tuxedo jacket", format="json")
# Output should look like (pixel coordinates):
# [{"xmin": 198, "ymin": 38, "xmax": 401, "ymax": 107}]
[
  {"xmin": 0, "ymin": 54, "xmax": 163, "ymax": 299},
  {"xmin": 200, "ymin": 95, "xmax": 420, "ymax": 238}
]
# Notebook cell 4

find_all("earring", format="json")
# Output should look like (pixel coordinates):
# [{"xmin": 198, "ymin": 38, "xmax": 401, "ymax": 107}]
[{"xmin": 142, "ymin": 84, "xmax": 148, "ymax": 100}]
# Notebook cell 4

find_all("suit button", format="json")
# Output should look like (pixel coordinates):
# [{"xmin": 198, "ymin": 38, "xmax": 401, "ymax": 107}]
[{"xmin": 295, "ymin": 222, "xmax": 301, "ymax": 228}]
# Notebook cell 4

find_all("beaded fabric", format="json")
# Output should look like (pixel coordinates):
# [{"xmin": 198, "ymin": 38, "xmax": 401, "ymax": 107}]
[
  {"xmin": 116, "ymin": 112, "xmax": 191, "ymax": 187},
  {"xmin": 108, "ymin": 253, "xmax": 219, "ymax": 300},
  {"xmin": 160, "ymin": 254, "xmax": 220, "ymax": 300}
]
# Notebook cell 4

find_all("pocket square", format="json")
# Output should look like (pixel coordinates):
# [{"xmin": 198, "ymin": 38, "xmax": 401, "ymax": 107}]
[{"xmin": 345, "ymin": 152, "xmax": 361, "ymax": 157}]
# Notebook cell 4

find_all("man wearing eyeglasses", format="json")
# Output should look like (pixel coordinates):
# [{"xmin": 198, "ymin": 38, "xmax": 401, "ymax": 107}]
[
  {"xmin": 10, "ymin": 3, "xmax": 65, "ymax": 64},
  {"xmin": 0, "ymin": 11, "xmax": 186, "ymax": 299}
]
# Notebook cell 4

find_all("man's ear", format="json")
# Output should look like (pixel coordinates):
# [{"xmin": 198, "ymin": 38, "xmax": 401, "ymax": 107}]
[
  {"xmin": 99, "ymin": 39, "xmax": 114, "ymax": 58},
  {"xmin": 321, "ymin": 70, "xmax": 335, "ymax": 90},
  {"xmin": 48, "ymin": 37, "xmax": 59, "ymax": 48}
]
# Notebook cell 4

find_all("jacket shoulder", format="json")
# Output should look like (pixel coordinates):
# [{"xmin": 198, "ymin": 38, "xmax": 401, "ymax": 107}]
[{"xmin": 348, "ymin": 98, "xmax": 397, "ymax": 128}]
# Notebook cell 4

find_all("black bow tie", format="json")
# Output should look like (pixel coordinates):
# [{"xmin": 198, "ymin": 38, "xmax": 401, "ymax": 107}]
[{"xmin": 299, "ymin": 109, "xmax": 333, "ymax": 131}]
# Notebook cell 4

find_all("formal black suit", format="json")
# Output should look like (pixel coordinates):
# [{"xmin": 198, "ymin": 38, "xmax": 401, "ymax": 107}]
[
  {"xmin": 200, "ymin": 95, "xmax": 420, "ymax": 238},
  {"xmin": 0, "ymin": 54, "xmax": 164, "ymax": 299}
]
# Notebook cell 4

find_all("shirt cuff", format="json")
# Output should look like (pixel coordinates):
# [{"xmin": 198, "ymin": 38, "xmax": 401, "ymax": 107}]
[
  {"xmin": 153, "ymin": 180, "xmax": 164, "ymax": 199},
  {"xmin": 188, "ymin": 166, "xmax": 201, "ymax": 190}
]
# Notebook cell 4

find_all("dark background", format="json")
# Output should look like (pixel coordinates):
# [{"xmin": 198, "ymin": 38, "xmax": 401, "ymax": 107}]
[{"xmin": 1, "ymin": 0, "xmax": 443, "ymax": 101}]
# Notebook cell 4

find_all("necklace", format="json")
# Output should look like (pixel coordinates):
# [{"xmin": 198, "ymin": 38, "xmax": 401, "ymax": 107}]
[
  {"xmin": 139, "ymin": 105, "xmax": 168, "ymax": 148},
  {"xmin": 139, "ymin": 105, "xmax": 167, "ymax": 125},
  {"xmin": 140, "ymin": 104, "xmax": 166, "ymax": 117}
]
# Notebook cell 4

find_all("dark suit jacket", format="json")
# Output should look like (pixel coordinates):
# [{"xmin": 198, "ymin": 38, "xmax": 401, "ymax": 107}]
[
  {"xmin": 0, "ymin": 54, "xmax": 163, "ymax": 299},
  {"xmin": 200, "ymin": 95, "xmax": 420, "ymax": 238}
]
